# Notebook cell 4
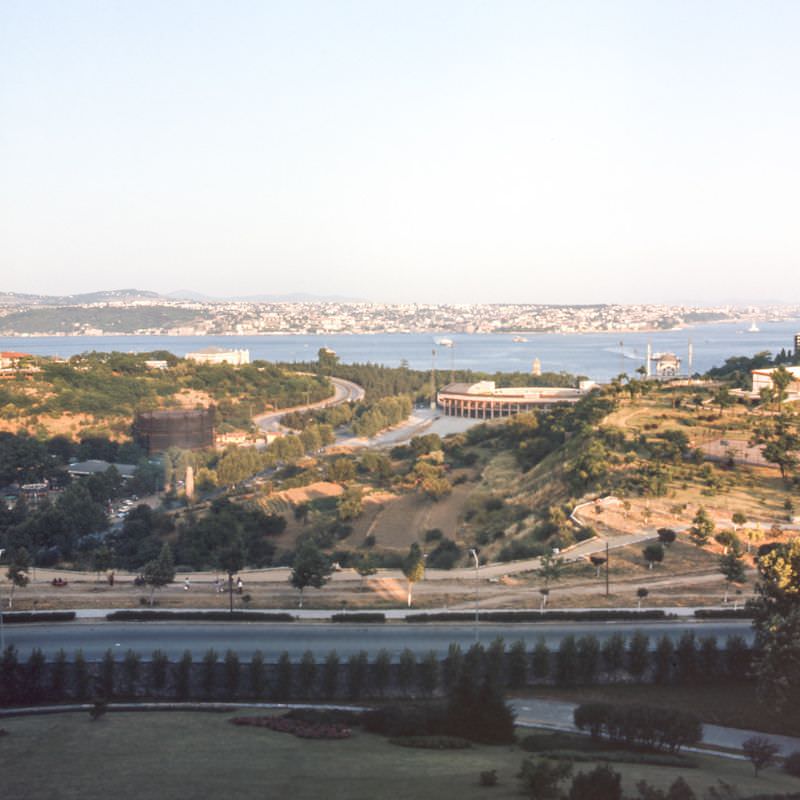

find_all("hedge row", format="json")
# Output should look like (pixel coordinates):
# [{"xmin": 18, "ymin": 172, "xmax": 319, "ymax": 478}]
[
  {"xmin": 405, "ymin": 610, "xmax": 671, "ymax": 623},
  {"xmin": 1, "ymin": 612, "xmax": 76, "ymax": 624},
  {"xmin": 693, "ymin": 608, "xmax": 755, "ymax": 619},
  {"xmin": 105, "ymin": 611, "xmax": 295, "ymax": 622},
  {"xmin": 330, "ymin": 613, "xmax": 386, "ymax": 623},
  {"xmin": 573, "ymin": 702, "xmax": 702, "ymax": 753}
]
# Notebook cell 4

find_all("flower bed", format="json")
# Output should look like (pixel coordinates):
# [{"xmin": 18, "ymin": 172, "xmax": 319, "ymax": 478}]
[{"xmin": 230, "ymin": 715, "xmax": 351, "ymax": 740}]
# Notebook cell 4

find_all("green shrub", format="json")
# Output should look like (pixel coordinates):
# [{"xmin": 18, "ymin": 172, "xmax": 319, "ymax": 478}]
[
  {"xmin": 479, "ymin": 769, "xmax": 498, "ymax": 787},
  {"xmin": 783, "ymin": 751, "xmax": 800, "ymax": 777},
  {"xmin": 330, "ymin": 612, "xmax": 385, "ymax": 623},
  {"xmin": 389, "ymin": 735, "xmax": 471, "ymax": 749},
  {"xmin": 568, "ymin": 765, "xmax": 622, "ymax": 800}
]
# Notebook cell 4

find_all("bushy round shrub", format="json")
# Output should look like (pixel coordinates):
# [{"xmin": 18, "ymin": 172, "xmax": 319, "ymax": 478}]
[{"xmin": 783, "ymin": 750, "xmax": 800, "ymax": 777}]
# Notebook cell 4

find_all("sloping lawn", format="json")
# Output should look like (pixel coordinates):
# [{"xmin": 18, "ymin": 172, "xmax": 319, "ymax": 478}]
[{"xmin": 1, "ymin": 712, "xmax": 798, "ymax": 800}]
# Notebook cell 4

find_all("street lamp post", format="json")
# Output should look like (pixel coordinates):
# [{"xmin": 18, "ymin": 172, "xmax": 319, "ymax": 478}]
[{"xmin": 469, "ymin": 548, "xmax": 479, "ymax": 642}]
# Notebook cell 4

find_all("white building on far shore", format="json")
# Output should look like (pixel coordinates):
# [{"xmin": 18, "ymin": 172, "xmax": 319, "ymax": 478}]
[{"xmin": 185, "ymin": 347, "xmax": 250, "ymax": 366}]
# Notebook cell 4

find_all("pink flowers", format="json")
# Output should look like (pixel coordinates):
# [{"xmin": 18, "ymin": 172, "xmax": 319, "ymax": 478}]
[{"xmin": 230, "ymin": 716, "xmax": 351, "ymax": 740}]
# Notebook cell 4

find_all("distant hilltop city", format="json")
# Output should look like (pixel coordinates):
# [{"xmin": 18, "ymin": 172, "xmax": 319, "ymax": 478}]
[{"xmin": 0, "ymin": 289, "xmax": 797, "ymax": 337}]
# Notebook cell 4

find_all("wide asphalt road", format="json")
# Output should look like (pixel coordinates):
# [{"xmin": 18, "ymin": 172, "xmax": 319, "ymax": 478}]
[{"xmin": 3, "ymin": 620, "xmax": 753, "ymax": 660}]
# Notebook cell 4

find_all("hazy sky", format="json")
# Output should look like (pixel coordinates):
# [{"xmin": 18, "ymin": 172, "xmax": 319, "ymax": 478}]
[{"xmin": 2, "ymin": 1, "xmax": 799, "ymax": 304}]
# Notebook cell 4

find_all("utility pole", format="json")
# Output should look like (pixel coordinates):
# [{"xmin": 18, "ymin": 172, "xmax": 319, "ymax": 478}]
[{"xmin": 605, "ymin": 540, "xmax": 610, "ymax": 598}]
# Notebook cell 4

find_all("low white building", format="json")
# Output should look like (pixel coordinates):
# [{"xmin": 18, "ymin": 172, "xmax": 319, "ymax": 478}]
[
  {"xmin": 751, "ymin": 365, "xmax": 800, "ymax": 396},
  {"xmin": 185, "ymin": 347, "xmax": 250, "ymax": 366},
  {"xmin": 651, "ymin": 352, "xmax": 681, "ymax": 379}
]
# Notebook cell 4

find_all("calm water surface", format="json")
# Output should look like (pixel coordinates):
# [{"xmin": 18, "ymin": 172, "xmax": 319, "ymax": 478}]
[{"xmin": 2, "ymin": 320, "xmax": 798, "ymax": 382}]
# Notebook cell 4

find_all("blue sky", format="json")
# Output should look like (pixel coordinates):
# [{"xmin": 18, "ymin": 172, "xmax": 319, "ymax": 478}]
[{"xmin": 1, "ymin": 1, "xmax": 799, "ymax": 304}]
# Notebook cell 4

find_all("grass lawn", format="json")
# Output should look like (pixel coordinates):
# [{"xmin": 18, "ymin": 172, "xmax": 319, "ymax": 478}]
[
  {"xmin": 2, "ymin": 712, "xmax": 800, "ymax": 800},
  {"xmin": 522, "ymin": 683, "xmax": 800, "ymax": 738}
]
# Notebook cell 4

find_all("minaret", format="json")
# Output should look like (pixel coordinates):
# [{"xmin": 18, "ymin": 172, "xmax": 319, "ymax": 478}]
[
  {"xmin": 531, "ymin": 357, "xmax": 542, "ymax": 377},
  {"xmin": 646, "ymin": 342, "xmax": 652, "ymax": 378},
  {"xmin": 688, "ymin": 339, "xmax": 694, "ymax": 377},
  {"xmin": 430, "ymin": 349, "xmax": 437, "ymax": 410}
]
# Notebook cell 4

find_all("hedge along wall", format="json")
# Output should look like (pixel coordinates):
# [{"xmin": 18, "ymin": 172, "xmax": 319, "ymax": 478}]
[{"xmin": 0, "ymin": 632, "xmax": 754, "ymax": 708}]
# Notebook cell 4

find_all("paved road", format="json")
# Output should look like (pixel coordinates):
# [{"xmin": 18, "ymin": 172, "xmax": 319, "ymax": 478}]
[
  {"xmin": 511, "ymin": 697, "xmax": 800, "ymax": 756},
  {"xmin": 3, "ymin": 620, "xmax": 753, "ymax": 660},
  {"xmin": 255, "ymin": 376, "xmax": 364, "ymax": 432}
]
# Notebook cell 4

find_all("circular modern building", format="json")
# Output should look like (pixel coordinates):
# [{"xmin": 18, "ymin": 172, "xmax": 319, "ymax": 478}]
[
  {"xmin": 133, "ymin": 407, "xmax": 215, "ymax": 454},
  {"xmin": 437, "ymin": 381, "xmax": 584, "ymax": 418}
]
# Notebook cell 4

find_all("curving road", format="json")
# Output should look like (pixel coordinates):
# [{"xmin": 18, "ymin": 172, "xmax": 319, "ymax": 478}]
[
  {"xmin": 255, "ymin": 376, "xmax": 364, "ymax": 433},
  {"xmin": 3, "ymin": 620, "xmax": 753, "ymax": 661}
]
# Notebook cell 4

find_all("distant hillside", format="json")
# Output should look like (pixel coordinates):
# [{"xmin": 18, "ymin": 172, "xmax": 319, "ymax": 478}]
[
  {"xmin": 0, "ymin": 305, "xmax": 202, "ymax": 334},
  {"xmin": 166, "ymin": 290, "xmax": 367, "ymax": 303},
  {"xmin": 0, "ymin": 289, "xmax": 163, "ymax": 306}
]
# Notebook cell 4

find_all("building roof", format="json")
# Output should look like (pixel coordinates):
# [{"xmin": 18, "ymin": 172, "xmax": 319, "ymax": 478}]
[
  {"xmin": 67, "ymin": 460, "xmax": 138, "ymax": 478},
  {"xmin": 752, "ymin": 366, "xmax": 800, "ymax": 378}
]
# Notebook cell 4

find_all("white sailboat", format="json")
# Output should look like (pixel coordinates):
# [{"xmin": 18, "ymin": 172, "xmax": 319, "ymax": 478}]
[{"xmin": 747, "ymin": 321, "xmax": 760, "ymax": 333}]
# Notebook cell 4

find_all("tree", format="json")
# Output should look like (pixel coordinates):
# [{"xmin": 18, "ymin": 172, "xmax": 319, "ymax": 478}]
[
  {"xmin": 402, "ymin": 542, "xmax": 425, "ymax": 608},
  {"xmin": 636, "ymin": 587, "xmax": 649, "ymax": 609},
  {"xmin": 336, "ymin": 485, "xmax": 363, "ymax": 521},
  {"xmin": 589, "ymin": 555, "xmax": 607, "ymax": 577},
  {"xmin": 643, "ymin": 543, "xmax": 664, "ymax": 570},
  {"xmin": 689, "ymin": 507, "xmax": 714, "ymax": 546},
  {"xmin": 770, "ymin": 365, "xmax": 794, "ymax": 408},
  {"xmin": 732, "ymin": 511, "xmax": 747, "ymax": 533},
  {"xmin": 628, "ymin": 631, "xmax": 650, "ymax": 679},
  {"xmin": 568, "ymin": 765, "xmax": 622, "ymax": 800},
  {"xmin": 742, "ymin": 736, "xmax": 780, "ymax": 776},
  {"xmin": 713, "ymin": 386, "xmax": 733, "ymax": 416},
  {"xmin": 293, "ymin": 502, "xmax": 310, "ymax": 525},
  {"xmin": 517, "ymin": 758, "xmax": 572, "ymax": 800},
  {"xmin": 719, "ymin": 552, "xmax": 746, "ymax": 603},
  {"xmin": 657, "ymin": 528, "xmax": 677, "ymax": 547},
  {"xmin": 142, "ymin": 543, "xmax": 175, "ymax": 606},
  {"xmin": 354, "ymin": 553, "xmax": 377, "ymax": 591},
  {"xmin": 751, "ymin": 538, "xmax": 800, "ymax": 710},
  {"xmin": 6, "ymin": 547, "xmax": 30, "ymax": 609},
  {"xmin": 290, "ymin": 541, "xmax": 332, "ymax": 608},
  {"xmin": 537, "ymin": 552, "xmax": 565, "ymax": 591},
  {"xmin": 216, "ymin": 537, "xmax": 245, "ymax": 612}
]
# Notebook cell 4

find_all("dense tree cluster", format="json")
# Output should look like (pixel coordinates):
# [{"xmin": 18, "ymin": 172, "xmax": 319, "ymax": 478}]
[
  {"xmin": 174, "ymin": 498, "xmax": 285, "ymax": 570},
  {"xmin": 0, "ymin": 351, "xmax": 330, "ymax": 431}
]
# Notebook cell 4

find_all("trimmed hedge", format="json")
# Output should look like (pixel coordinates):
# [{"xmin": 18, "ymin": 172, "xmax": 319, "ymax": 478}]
[
  {"xmin": 105, "ymin": 611, "xmax": 295, "ymax": 622},
  {"xmin": 405, "ymin": 610, "xmax": 670, "ymax": 623},
  {"xmin": 389, "ymin": 735, "xmax": 471, "ymax": 749},
  {"xmin": 694, "ymin": 608, "xmax": 754, "ymax": 619},
  {"xmin": 330, "ymin": 613, "xmax": 386, "ymax": 623},
  {"xmin": 1, "ymin": 612, "xmax": 76, "ymax": 624}
]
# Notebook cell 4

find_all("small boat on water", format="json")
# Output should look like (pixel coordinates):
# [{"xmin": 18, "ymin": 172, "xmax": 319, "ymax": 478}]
[
  {"xmin": 435, "ymin": 337, "xmax": 454, "ymax": 347},
  {"xmin": 512, "ymin": 336, "xmax": 528, "ymax": 343},
  {"xmin": 747, "ymin": 322, "xmax": 760, "ymax": 333}
]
